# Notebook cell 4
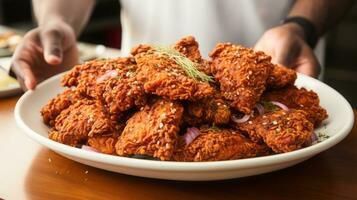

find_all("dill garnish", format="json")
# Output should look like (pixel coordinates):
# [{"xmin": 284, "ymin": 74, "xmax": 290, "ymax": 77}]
[
  {"xmin": 151, "ymin": 45, "xmax": 214, "ymax": 82},
  {"xmin": 209, "ymin": 123, "xmax": 221, "ymax": 131},
  {"xmin": 317, "ymin": 132, "xmax": 330, "ymax": 142}
]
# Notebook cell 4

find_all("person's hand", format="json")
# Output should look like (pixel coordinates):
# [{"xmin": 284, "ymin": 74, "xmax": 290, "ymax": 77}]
[
  {"xmin": 11, "ymin": 20, "xmax": 79, "ymax": 90},
  {"xmin": 254, "ymin": 23, "xmax": 320, "ymax": 78}
]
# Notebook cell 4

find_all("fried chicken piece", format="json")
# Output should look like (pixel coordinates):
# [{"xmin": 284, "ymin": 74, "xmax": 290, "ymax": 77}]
[
  {"xmin": 267, "ymin": 64, "xmax": 297, "ymax": 88},
  {"xmin": 41, "ymin": 89, "xmax": 83, "ymax": 126},
  {"xmin": 88, "ymin": 135, "xmax": 119, "ymax": 154},
  {"xmin": 173, "ymin": 128, "xmax": 270, "ymax": 162},
  {"xmin": 262, "ymin": 86, "xmax": 328, "ymax": 127},
  {"xmin": 184, "ymin": 90, "xmax": 231, "ymax": 126},
  {"xmin": 115, "ymin": 99, "xmax": 184, "ymax": 160},
  {"xmin": 49, "ymin": 99, "xmax": 121, "ymax": 146},
  {"xmin": 131, "ymin": 44, "xmax": 214, "ymax": 101},
  {"xmin": 49, "ymin": 130, "xmax": 83, "ymax": 147},
  {"xmin": 61, "ymin": 57, "xmax": 147, "ymax": 115},
  {"xmin": 210, "ymin": 43, "xmax": 274, "ymax": 114},
  {"xmin": 62, "ymin": 58, "xmax": 126, "ymax": 91},
  {"xmin": 236, "ymin": 109, "xmax": 314, "ymax": 153},
  {"xmin": 173, "ymin": 36, "xmax": 212, "ymax": 75}
]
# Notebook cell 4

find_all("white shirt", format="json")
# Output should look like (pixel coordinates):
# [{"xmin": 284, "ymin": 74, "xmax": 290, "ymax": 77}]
[
  {"xmin": 120, "ymin": 0, "xmax": 292, "ymax": 56},
  {"xmin": 119, "ymin": 0, "xmax": 325, "ymax": 78}
]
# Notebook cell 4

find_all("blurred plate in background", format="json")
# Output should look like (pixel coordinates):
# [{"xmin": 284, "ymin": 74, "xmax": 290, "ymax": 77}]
[{"xmin": 0, "ymin": 57, "xmax": 22, "ymax": 98}]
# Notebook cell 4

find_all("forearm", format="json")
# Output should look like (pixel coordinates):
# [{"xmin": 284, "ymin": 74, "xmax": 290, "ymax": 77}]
[
  {"xmin": 32, "ymin": 0, "xmax": 95, "ymax": 36},
  {"xmin": 288, "ymin": 0, "xmax": 354, "ymax": 36}
]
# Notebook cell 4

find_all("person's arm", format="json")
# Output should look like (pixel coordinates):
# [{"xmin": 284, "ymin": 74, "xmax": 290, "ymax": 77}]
[
  {"xmin": 33, "ymin": 0, "xmax": 95, "ymax": 36},
  {"xmin": 255, "ymin": 0, "xmax": 354, "ymax": 78},
  {"xmin": 288, "ymin": 0, "xmax": 354, "ymax": 37},
  {"xmin": 11, "ymin": 0, "xmax": 95, "ymax": 90}
]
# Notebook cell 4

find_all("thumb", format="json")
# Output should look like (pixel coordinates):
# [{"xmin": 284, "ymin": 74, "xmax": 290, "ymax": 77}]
[{"xmin": 40, "ymin": 29, "xmax": 63, "ymax": 65}]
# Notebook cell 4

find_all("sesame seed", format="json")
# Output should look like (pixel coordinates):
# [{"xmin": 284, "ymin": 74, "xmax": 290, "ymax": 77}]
[
  {"xmin": 159, "ymin": 122, "xmax": 164, "ymax": 129},
  {"xmin": 48, "ymin": 158, "xmax": 52, "ymax": 163},
  {"xmin": 248, "ymin": 121, "xmax": 253, "ymax": 124},
  {"xmin": 85, "ymin": 170, "xmax": 89, "ymax": 174},
  {"xmin": 272, "ymin": 120, "xmax": 278, "ymax": 125}
]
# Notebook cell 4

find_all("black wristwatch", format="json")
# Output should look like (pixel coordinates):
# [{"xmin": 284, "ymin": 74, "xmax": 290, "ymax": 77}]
[{"xmin": 282, "ymin": 16, "xmax": 318, "ymax": 48}]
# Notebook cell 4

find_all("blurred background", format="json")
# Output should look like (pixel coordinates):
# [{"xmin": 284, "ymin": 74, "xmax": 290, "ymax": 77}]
[{"xmin": 0, "ymin": 0, "xmax": 356, "ymax": 107}]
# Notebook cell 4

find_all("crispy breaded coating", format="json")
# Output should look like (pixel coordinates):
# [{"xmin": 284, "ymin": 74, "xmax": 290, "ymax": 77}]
[
  {"xmin": 267, "ymin": 64, "xmax": 297, "ymax": 88},
  {"xmin": 262, "ymin": 86, "xmax": 328, "ymax": 127},
  {"xmin": 173, "ymin": 128, "xmax": 270, "ymax": 162},
  {"xmin": 131, "ymin": 44, "xmax": 214, "ymax": 101},
  {"xmin": 237, "ymin": 109, "xmax": 314, "ymax": 153},
  {"xmin": 115, "ymin": 99, "xmax": 184, "ymax": 160},
  {"xmin": 184, "ymin": 90, "xmax": 231, "ymax": 126},
  {"xmin": 88, "ymin": 135, "xmax": 119, "ymax": 154},
  {"xmin": 49, "ymin": 130, "xmax": 83, "ymax": 147},
  {"xmin": 62, "ymin": 58, "xmax": 127, "ymax": 91},
  {"xmin": 61, "ymin": 57, "xmax": 147, "ymax": 115},
  {"xmin": 41, "ymin": 89, "xmax": 82, "ymax": 126},
  {"xmin": 50, "ymin": 100, "xmax": 120, "ymax": 146},
  {"xmin": 173, "ymin": 36, "xmax": 212, "ymax": 75},
  {"xmin": 43, "ymin": 36, "xmax": 329, "ymax": 161},
  {"xmin": 210, "ymin": 43, "xmax": 274, "ymax": 114}
]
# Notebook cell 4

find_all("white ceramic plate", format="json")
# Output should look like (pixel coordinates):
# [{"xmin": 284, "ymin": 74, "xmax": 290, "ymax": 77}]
[{"xmin": 14, "ymin": 72, "xmax": 354, "ymax": 181}]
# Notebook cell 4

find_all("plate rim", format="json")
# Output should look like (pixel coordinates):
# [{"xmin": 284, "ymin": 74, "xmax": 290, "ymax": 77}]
[{"xmin": 14, "ymin": 72, "xmax": 355, "ymax": 171}]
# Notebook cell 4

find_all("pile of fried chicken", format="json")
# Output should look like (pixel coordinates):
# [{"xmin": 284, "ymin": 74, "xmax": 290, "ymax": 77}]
[{"xmin": 41, "ymin": 36, "xmax": 328, "ymax": 162}]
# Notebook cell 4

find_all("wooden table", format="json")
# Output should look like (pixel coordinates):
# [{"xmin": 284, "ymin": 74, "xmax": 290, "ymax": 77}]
[{"xmin": 1, "ymin": 96, "xmax": 356, "ymax": 200}]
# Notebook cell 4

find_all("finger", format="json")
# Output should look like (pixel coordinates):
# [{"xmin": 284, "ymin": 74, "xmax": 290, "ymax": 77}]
[
  {"xmin": 295, "ymin": 49, "xmax": 320, "ymax": 78},
  {"xmin": 40, "ymin": 29, "xmax": 63, "ymax": 65},
  {"xmin": 12, "ymin": 59, "xmax": 37, "ymax": 90},
  {"xmin": 273, "ymin": 43, "xmax": 302, "ymax": 68},
  {"xmin": 295, "ymin": 60, "xmax": 320, "ymax": 78}
]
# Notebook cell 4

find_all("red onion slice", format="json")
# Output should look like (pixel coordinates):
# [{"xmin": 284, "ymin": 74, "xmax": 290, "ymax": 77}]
[
  {"xmin": 270, "ymin": 101, "xmax": 289, "ymax": 111},
  {"xmin": 311, "ymin": 133, "xmax": 318, "ymax": 144},
  {"xmin": 81, "ymin": 145, "xmax": 99, "ymax": 153},
  {"xmin": 96, "ymin": 70, "xmax": 118, "ymax": 84},
  {"xmin": 183, "ymin": 127, "xmax": 201, "ymax": 145},
  {"xmin": 232, "ymin": 114, "xmax": 250, "ymax": 124},
  {"xmin": 255, "ymin": 103, "xmax": 265, "ymax": 115}
]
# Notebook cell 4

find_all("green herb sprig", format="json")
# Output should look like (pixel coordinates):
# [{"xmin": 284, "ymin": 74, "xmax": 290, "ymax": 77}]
[
  {"xmin": 209, "ymin": 123, "xmax": 221, "ymax": 131},
  {"xmin": 151, "ymin": 45, "xmax": 214, "ymax": 82}
]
